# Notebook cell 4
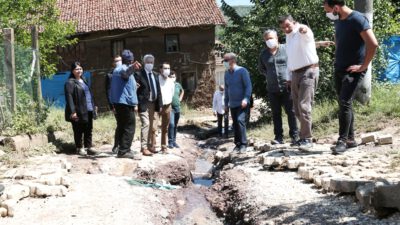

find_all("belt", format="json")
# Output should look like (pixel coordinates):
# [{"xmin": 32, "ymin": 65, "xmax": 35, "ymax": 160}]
[{"xmin": 293, "ymin": 64, "xmax": 319, "ymax": 73}]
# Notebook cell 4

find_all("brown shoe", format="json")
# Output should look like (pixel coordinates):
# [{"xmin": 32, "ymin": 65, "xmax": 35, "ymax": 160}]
[
  {"xmin": 141, "ymin": 149, "xmax": 153, "ymax": 156},
  {"xmin": 148, "ymin": 147, "xmax": 158, "ymax": 154},
  {"xmin": 161, "ymin": 147, "xmax": 169, "ymax": 154}
]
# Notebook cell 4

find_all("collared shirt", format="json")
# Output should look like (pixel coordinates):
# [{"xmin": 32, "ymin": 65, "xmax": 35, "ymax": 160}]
[
  {"xmin": 145, "ymin": 69, "xmax": 158, "ymax": 101},
  {"xmin": 78, "ymin": 79, "xmax": 94, "ymax": 112},
  {"xmin": 224, "ymin": 65, "xmax": 252, "ymax": 108},
  {"xmin": 159, "ymin": 75, "xmax": 175, "ymax": 105},
  {"xmin": 258, "ymin": 44, "xmax": 289, "ymax": 93},
  {"xmin": 172, "ymin": 82, "xmax": 183, "ymax": 110},
  {"xmin": 213, "ymin": 90, "xmax": 225, "ymax": 114},
  {"xmin": 286, "ymin": 24, "xmax": 319, "ymax": 79}
]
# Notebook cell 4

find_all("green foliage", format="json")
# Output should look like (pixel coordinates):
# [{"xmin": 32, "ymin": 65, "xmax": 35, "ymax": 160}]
[
  {"xmin": 0, "ymin": 0, "xmax": 77, "ymax": 76},
  {"xmin": 220, "ymin": 0, "xmax": 400, "ymax": 102}
]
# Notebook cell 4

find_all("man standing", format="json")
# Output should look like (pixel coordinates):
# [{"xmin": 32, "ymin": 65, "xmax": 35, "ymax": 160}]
[
  {"xmin": 106, "ymin": 55, "xmax": 122, "ymax": 154},
  {"xmin": 224, "ymin": 53, "xmax": 252, "ymax": 153},
  {"xmin": 279, "ymin": 15, "xmax": 319, "ymax": 149},
  {"xmin": 258, "ymin": 29, "xmax": 299, "ymax": 145},
  {"xmin": 159, "ymin": 62, "xmax": 175, "ymax": 153},
  {"xmin": 135, "ymin": 54, "xmax": 163, "ymax": 156},
  {"xmin": 168, "ymin": 71, "xmax": 184, "ymax": 149},
  {"xmin": 323, "ymin": 0, "xmax": 378, "ymax": 153},
  {"xmin": 110, "ymin": 49, "xmax": 138, "ymax": 159},
  {"xmin": 213, "ymin": 85, "xmax": 229, "ymax": 138}
]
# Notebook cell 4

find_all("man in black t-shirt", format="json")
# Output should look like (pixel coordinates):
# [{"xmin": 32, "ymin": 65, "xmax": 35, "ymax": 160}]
[{"xmin": 323, "ymin": 0, "xmax": 379, "ymax": 154}]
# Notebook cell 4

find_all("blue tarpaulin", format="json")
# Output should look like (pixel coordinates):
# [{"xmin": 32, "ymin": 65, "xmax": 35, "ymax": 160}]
[
  {"xmin": 41, "ymin": 71, "xmax": 91, "ymax": 107},
  {"xmin": 379, "ymin": 36, "xmax": 400, "ymax": 83}
]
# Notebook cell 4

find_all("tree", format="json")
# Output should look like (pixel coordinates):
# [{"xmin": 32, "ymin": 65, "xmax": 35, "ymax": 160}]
[
  {"xmin": 220, "ymin": 0, "xmax": 400, "ymax": 102},
  {"xmin": 0, "ymin": 0, "xmax": 77, "ymax": 77}
]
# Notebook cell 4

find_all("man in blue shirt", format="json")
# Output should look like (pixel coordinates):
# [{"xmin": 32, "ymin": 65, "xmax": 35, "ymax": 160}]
[
  {"xmin": 224, "ymin": 53, "xmax": 252, "ymax": 153},
  {"xmin": 323, "ymin": 0, "xmax": 378, "ymax": 154},
  {"xmin": 110, "ymin": 49, "xmax": 139, "ymax": 159}
]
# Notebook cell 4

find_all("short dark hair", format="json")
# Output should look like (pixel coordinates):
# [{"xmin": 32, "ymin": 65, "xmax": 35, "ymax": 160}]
[
  {"xmin": 278, "ymin": 14, "xmax": 294, "ymax": 24},
  {"xmin": 324, "ymin": 0, "xmax": 345, "ymax": 7}
]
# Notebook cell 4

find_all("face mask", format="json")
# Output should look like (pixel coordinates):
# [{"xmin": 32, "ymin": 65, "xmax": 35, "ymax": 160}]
[
  {"xmin": 171, "ymin": 77, "xmax": 176, "ymax": 82},
  {"xmin": 115, "ymin": 61, "xmax": 122, "ymax": 67},
  {"xmin": 326, "ymin": 12, "xmax": 339, "ymax": 20},
  {"xmin": 223, "ymin": 62, "xmax": 230, "ymax": 70},
  {"xmin": 145, "ymin": 63, "xmax": 154, "ymax": 71},
  {"xmin": 266, "ymin": 39, "xmax": 278, "ymax": 49},
  {"xmin": 163, "ymin": 69, "xmax": 170, "ymax": 77}
]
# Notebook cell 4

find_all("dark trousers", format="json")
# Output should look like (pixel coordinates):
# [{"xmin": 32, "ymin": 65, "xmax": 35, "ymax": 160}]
[
  {"xmin": 230, "ymin": 107, "xmax": 247, "ymax": 147},
  {"xmin": 335, "ymin": 71, "xmax": 364, "ymax": 141},
  {"xmin": 71, "ymin": 111, "xmax": 93, "ymax": 149},
  {"xmin": 217, "ymin": 112, "xmax": 229, "ymax": 137},
  {"xmin": 268, "ymin": 91, "xmax": 298, "ymax": 140},
  {"xmin": 113, "ymin": 112, "xmax": 120, "ymax": 149},
  {"xmin": 168, "ymin": 107, "xmax": 180, "ymax": 145},
  {"xmin": 114, "ymin": 104, "xmax": 136, "ymax": 154}
]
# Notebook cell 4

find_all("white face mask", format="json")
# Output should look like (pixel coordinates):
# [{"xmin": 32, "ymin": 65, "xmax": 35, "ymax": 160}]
[
  {"xmin": 266, "ymin": 39, "xmax": 278, "ymax": 49},
  {"xmin": 326, "ymin": 12, "xmax": 339, "ymax": 20},
  {"xmin": 163, "ymin": 69, "xmax": 171, "ymax": 77},
  {"xmin": 171, "ymin": 77, "xmax": 176, "ymax": 82},
  {"xmin": 223, "ymin": 62, "xmax": 230, "ymax": 70},
  {"xmin": 145, "ymin": 63, "xmax": 154, "ymax": 71},
  {"xmin": 115, "ymin": 61, "xmax": 122, "ymax": 67}
]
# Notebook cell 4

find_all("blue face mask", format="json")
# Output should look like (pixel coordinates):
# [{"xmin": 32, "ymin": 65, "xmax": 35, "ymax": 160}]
[{"xmin": 223, "ymin": 62, "xmax": 230, "ymax": 70}]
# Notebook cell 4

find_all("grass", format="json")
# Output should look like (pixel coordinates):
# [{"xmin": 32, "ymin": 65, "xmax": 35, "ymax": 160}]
[{"xmin": 248, "ymin": 83, "xmax": 400, "ymax": 141}]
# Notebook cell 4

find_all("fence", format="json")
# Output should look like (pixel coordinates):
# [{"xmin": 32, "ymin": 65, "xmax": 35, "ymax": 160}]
[{"xmin": 0, "ymin": 28, "xmax": 40, "ymax": 130}]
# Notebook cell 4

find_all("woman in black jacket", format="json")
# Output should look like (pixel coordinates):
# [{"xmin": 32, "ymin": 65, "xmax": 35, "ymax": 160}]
[{"xmin": 64, "ymin": 62, "xmax": 98, "ymax": 156}]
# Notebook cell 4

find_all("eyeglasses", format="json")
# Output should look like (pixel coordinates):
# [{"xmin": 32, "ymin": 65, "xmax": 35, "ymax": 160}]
[{"xmin": 223, "ymin": 59, "xmax": 231, "ymax": 62}]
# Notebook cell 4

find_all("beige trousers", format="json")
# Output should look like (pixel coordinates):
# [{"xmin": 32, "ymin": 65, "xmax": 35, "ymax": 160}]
[
  {"xmin": 160, "ymin": 104, "xmax": 172, "ymax": 148},
  {"xmin": 139, "ymin": 102, "xmax": 159, "ymax": 150}
]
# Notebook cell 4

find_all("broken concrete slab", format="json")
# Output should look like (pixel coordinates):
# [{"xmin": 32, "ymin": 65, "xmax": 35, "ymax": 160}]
[
  {"xmin": 4, "ymin": 184, "xmax": 30, "ymax": 200},
  {"xmin": 330, "ymin": 178, "xmax": 372, "ymax": 193},
  {"xmin": 361, "ymin": 133, "xmax": 377, "ymax": 144},
  {"xmin": 377, "ymin": 135, "xmax": 393, "ymax": 145},
  {"xmin": 372, "ymin": 182, "xmax": 400, "ymax": 211},
  {"xmin": 356, "ymin": 183, "xmax": 375, "ymax": 212},
  {"xmin": 3, "ymin": 134, "xmax": 49, "ymax": 152}
]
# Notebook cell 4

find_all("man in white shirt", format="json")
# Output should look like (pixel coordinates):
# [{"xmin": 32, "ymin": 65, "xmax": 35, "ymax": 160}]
[
  {"xmin": 279, "ymin": 14, "xmax": 319, "ymax": 150},
  {"xmin": 213, "ymin": 85, "xmax": 229, "ymax": 138},
  {"xmin": 159, "ymin": 62, "xmax": 175, "ymax": 152}
]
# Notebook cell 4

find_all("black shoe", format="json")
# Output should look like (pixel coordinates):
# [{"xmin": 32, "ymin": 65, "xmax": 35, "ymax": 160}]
[
  {"xmin": 346, "ymin": 139, "xmax": 358, "ymax": 149},
  {"xmin": 299, "ymin": 139, "xmax": 313, "ymax": 151},
  {"xmin": 291, "ymin": 136, "xmax": 300, "ymax": 146},
  {"xmin": 233, "ymin": 145, "xmax": 240, "ymax": 151},
  {"xmin": 173, "ymin": 143, "xmax": 180, "ymax": 148},
  {"xmin": 168, "ymin": 144, "xmax": 174, "ymax": 149},
  {"xmin": 112, "ymin": 146, "xmax": 118, "ymax": 154},
  {"xmin": 239, "ymin": 145, "xmax": 247, "ymax": 154},
  {"xmin": 333, "ymin": 140, "xmax": 347, "ymax": 154},
  {"xmin": 117, "ymin": 151, "xmax": 136, "ymax": 159},
  {"xmin": 271, "ymin": 139, "xmax": 284, "ymax": 145},
  {"xmin": 86, "ymin": 148, "xmax": 100, "ymax": 156}
]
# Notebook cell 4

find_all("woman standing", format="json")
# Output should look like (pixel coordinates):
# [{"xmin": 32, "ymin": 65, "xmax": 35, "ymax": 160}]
[
  {"xmin": 65, "ymin": 62, "xmax": 98, "ymax": 156},
  {"xmin": 168, "ymin": 71, "xmax": 184, "ymax": 149}
]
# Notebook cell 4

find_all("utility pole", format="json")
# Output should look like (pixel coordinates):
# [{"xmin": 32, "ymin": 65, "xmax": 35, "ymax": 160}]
[
  {"xmin": 3, "ymin": 28, "xmax": 16, "ymax": 113},
  {"xmin": 354, "ymin": 0, "xmax": 373, "ymax": 104},
  {"xmin": 31, "ymin": 25, "xmax": 42, "ymax": 108}
]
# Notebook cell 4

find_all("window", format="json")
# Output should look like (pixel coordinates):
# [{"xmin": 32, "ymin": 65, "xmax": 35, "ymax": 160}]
[
  {"xmin": 181, "ymin": 72, "xmax": 196, "ymax": 91},
  {"xmin": 165, "ymin": 34, "xmax": 180, "ymax": 53},
  {"xmin": 215, "ymin": 71, "xmax": 225, "ymax": 86},
  {"xmin": 111, "ymin": 40, "xmax": 125, "ymax": 57}
]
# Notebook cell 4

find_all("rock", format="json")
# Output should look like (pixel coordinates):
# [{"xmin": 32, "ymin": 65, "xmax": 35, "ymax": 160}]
[
  {"xmin": 372, "ymin": 182, "xmax": 400, "ymax": 211},
  {"xmin": 377, "ymin": 135, "xmax": 393, "ymax": 145},
  {"xmin": 160, "ymin": 208, "xmax": 169, "ymax": 219},
  {"xmin": 322, "ymin": 177, "xmax": 332, "ymax": 191},
  {"xmin": 4, "ymin": 184, "xmax": 30, "ymax": 200},
  {"xmin": 35, "ymin": 184, "xmax": 67, "ymax": 197},
  {"xmin": 39, "ymin": 174, "xmax": 62, "ymax": 186},
  {"xmin": 361, "ymin": 133, "xmax": 377, "ymax": 144},
  {"xmin": 3, "ymin": 134, "xmax": 48, "ymax": 151},
  {"xmin": 2, "ymin": 169, "xmax": 18, "ymax": 179},
  {"xmin": 0, "ymin": 207, "xmax": 7, "ymax": 217},
  {"xmin": 14, "ymin": 169, "xmax": 41, "ymax": 180},
  {"xmin": 287, "ymin": 159, "xmax": 301, "ymax": 170},
  {"xmin": 356, "ymin": 183, "xmax": 375, "ymax": 212},
  {"xmin": 215, "ymin": 151, "xmax": 224, "ymax": 161},
  {"xmin": 330, "ymin": 178, "xmax": 372, "ymax": 193},
  {"xmin": 61, "ymin": 176, "xmax": 72, "ymax": 187},
  {"xmin": 1, "ymin": 199, "xmax": 17, "ymax": 217}
]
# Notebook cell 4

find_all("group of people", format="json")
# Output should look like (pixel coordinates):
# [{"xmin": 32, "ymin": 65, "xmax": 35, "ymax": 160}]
[
  {"xmin": 213, "ymin": 0, "xmax": 378, "ymax": 154},
  {"xmin": 65, "ymin": 0, "xmax": 378, "ymax": 157},
  {"xmin": 65, "ymin": 51, "xmax": 184, "ymax": 159}
]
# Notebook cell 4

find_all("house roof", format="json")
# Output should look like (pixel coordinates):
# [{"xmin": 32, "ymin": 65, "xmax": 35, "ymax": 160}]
[{"xmin": 57, "ymin": 0, "xmax": 226, "ymax": 33}]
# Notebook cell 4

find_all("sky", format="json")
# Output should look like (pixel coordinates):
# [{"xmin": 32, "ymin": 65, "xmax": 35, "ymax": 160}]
[{"xmin": 217, "ymin": 0, "xmax": 253, "ymax": 6}]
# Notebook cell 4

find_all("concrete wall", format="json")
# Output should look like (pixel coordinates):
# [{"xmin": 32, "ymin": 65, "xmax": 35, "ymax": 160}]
[{"xmin": 57, "ymin": 26, "xmax": 217, "ymax": 111}]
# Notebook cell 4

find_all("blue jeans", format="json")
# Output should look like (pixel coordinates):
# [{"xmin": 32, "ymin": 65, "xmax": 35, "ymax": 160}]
[
  {"xmin": 230, "ymin": 107, "xmax": 248, "ymax": 147},
  {"xmin": 168, "ymin": 107, "xmax": 180, "ymax": 145}
]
